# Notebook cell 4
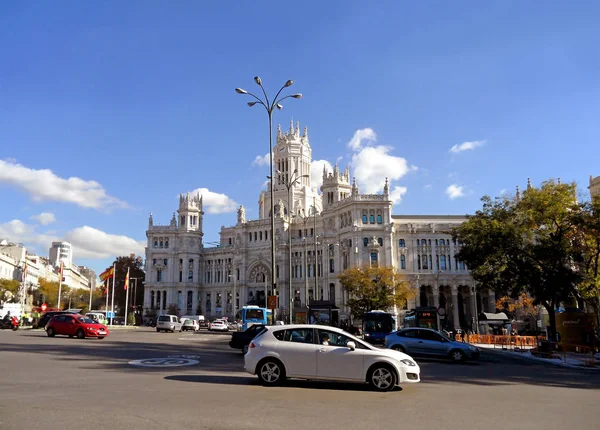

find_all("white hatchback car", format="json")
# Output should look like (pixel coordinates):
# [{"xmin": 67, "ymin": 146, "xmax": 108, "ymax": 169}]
[
  {"xmin": 208, "ymin": 319, "xmax": 229, "ymax": 332},
  {"xmin": 244, "ymin": 324, "xmax": 420, "ymax": 391}
]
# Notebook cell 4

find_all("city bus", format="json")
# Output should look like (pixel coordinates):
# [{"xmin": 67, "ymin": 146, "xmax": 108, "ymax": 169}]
[
  {"xmin": 403, "ymin": 307, "xmax": 438, "ymax": 331},
  {"xmin": 362, "ymin": 310, "xmax": 397, "ymax": 344},
  {"xmin": 237, "ymin": 306, "xmax": 272, "ymax": 330}
]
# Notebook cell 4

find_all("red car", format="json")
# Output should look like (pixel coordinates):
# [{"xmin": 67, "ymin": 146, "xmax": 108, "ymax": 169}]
[{"xmin": 46, "ymin": 314, "xmax": 109, "ymax": 339}]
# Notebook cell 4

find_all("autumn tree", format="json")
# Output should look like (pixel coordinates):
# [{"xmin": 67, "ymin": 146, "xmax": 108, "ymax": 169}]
[
  {"xmin": 338, "ymin": 265, "xmax": 413, "ymax": 319},
  {"xmin": 101, "ymin": 254, "xmax": 145, "ymax": 315},
  {"xmin": 37, "ymin": 278, "xmax": 70, "ymax": 308},
  {"xmin": 453, "ymin": 180, "xmax": 583, "ymax": 340},
  {"xmin": 0, "ymin": 279, "xmax": 20, "ymax": 304},
  {"xmin": 496, "ymin": 293, "xmax": 543, "ymax": 326}
]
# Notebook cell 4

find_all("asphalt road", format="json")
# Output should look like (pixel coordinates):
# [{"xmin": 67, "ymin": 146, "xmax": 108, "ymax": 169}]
[{"xmin": 0, "ymin": 327, "xmax": 598, "ymax": 430}]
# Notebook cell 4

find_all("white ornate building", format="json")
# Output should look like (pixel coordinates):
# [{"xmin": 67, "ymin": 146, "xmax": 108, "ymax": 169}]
[{"xmin": 143, "ymin": 121, "xmax": 500, "ymax": 330}]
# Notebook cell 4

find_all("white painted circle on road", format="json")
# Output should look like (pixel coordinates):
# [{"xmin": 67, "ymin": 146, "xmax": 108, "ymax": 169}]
[
  {"xmin": 128, "ymin": 358, "xmax": 199, "ymax": 367},
  {"xmin": 168, "ymin": 354, "xmax": 201, "ymax": 359}
]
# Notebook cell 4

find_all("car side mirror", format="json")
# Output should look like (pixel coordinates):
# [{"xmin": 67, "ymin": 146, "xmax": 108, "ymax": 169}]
[{"xmin": 347, "ymin": 341, "xmax": 356, "ymax": 351}]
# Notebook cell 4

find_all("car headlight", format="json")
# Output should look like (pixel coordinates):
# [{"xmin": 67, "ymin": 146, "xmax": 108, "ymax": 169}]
[
  {"xmin": 88, "ymin": 327, "xmax": 96, "ymax": 331},
  {"xmin": 469, "ymin": 346, "xmax": 478, "ymax": 352},
  {"xmin": 364, "ymin": 333, "xmax": 370, "ymax": 337},
  {"xmin": 400, "ymin": 359, "xmax": 416, "ymax": 367}
]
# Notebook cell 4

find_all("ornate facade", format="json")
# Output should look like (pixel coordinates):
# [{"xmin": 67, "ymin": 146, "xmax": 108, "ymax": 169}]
[{"xmin": 143, "ymin": 120, "xmax": 499, "ymax": 329}]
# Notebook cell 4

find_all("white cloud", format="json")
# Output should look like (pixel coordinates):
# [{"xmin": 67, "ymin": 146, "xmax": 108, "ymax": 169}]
[
  {"xmin": 446, "ymin": 184, "xmax": 465, "ymax": 199},
  {"xmin": 0, "ymin": 220, "xmax": 144, "ymax": 261},
  {"xmin": 499, "ymin": 189, "xmax": 507, "ymax": 195},
  {"xmin": 424, "ymin": 184, "xmax": 433, "ymax": 190},
  {"xmin": 389, "ymin": 186, "xmax": 408, "ymax": 204},
  {"xmin": 352, "ymin": 146, "xmax": 411, "ymax": 193},
  {"xmin": 252, "ymin": 153, "xmax": 271, "ymax": 167},
  {"xmin": 30, "ymin": 212, "xmax": 56, "ymax": 226},
  {"xmin": 0, "ymin": 159, "xmax": 127, "ymax": 211},
  {"xmin": 347, "ymin": 128, "xmax": 377, "ymax": 151},
  {"xmin": 310, "ymin": 159, "xmax": 334, "ymax": 193},
  {"xmin": 65, "ymin": 226, "xmax": 145, "ymax": 259},
  {"xmin": 449, "ymin": 140, "xmax": 486, "ymax": 153},
  {"xmin": 188, "ymin": 188, "xmax": 238, "ymax": 214}
]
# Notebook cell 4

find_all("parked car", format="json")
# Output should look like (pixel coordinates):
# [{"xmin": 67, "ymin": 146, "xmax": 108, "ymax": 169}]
[
  {"xmin": 229, "ymin": 324, "xmax": 265, "ymax": 354},
  {"xmin": 35, "ymin": 311, "xmax": 78, "ymax": 329},
  {"xmin": 384, "ymin": 328, "xmax": 480, "ymax": 362},
  {"xmin": 156, "ymin": 315, "xmax": 183, "ymax": 333},
  {"xmin": 181, "ymin": 319, "xmax": 199, "ymax": 332},
  {"xmin": 46, "ymin": 314, "xmax": 109, "ymax": 339},
  {"xmin": 208, "ymin": 319, "xmax": 229, "ymax": 332},
  {"xmin": 244, "ymin": 324, "xmax": 420, "ymax": 391}
]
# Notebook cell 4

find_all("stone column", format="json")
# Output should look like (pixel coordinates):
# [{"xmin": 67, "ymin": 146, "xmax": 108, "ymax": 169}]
[
  {"xmin": 413, "ymin": 278, "xmax": 421, "ymax": 309},
  {"xmin": 451, "ymin": 284, "xmax": 460, "ymax": 330},
  {"xmin": 192, "ymin": 289, "xmax": 198, "ymax": 315},
  {"xmin": 144, "ymin": 288, "xmax": 150, "ymax": 310},
  {"xmin": 470, "ymin": 283, "xmax": 479, "ymax": 333},
  {"xmin": 487, "ymin": 290, "xmax": 496, "ymax": 313},
  {"xmin": 432, "ymin": 283, "xmax": 440, "ymax": 329}
]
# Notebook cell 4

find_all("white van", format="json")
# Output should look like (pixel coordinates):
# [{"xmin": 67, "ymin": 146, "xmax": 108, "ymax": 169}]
[{"xmin": 156, "ymin": 314, "xmax": 182, "ymax": 333}]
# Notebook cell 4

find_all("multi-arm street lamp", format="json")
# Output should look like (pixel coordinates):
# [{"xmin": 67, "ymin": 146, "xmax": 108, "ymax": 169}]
[
  {"xmin": 236, "ymin": 78, "xmax": 302, "ymax": 315},
  {"xmin": 279, "ymin": 168, "xmax": 309, "ymax": 323}
]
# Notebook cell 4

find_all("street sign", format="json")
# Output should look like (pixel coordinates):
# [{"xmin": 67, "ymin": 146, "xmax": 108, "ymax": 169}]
[
  {"xmin": 267, "ymin": 295, "xmax": 277, "ymax": 309},
  {"xmin": 437, "ymin": 307, "xmax": 446, "ymax": 317},
  {"xmin": 41, "ymin": 303, "xmax": 47, "ymax": 312}
]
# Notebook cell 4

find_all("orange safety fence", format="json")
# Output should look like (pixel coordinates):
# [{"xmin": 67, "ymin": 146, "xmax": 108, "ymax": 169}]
[{"xmin": 455, "ymin": 334, "xmax": 543, "ymax": 349}]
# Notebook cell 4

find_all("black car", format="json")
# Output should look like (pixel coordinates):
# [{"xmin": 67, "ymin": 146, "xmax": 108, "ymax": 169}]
[
  {"xmin": 229, "ymin": 324, "xmax": 266, "ymax": 354},
  {"xmin": 35, "ymin": 311, "xmax": 78, "ymax": 329}
]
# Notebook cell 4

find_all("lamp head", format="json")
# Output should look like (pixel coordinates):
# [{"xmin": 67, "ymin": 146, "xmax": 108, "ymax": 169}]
[
  {"xmin": 247, "ymin": 102, "xmax": 258, "ymax": 107},
  {"xmin": 235, "ymin": 88, "xmax": 248, "ymax": 94},
  {"xmin": 276, "ymin": 103, "xmax": 283, "ymax": 110},
  {"xmin": 254, "ymin": 76, "xmax": 262, "ymax": 85},
  {"xmin": 285, "ymin": 80, "xmax": 293, "ymax": 87},
  {"xmin": 291, "ymin": 93, "xmax": 302, "ymax": 99}
]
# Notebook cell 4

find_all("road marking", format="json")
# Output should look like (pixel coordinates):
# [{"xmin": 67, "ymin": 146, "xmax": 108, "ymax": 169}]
[
  {"xmin": 168, "ymin": 354, "xmax": 201, "ymax": 359},
  {"xmin": 128, "ymin": 358, "xmax": 199, "ymax": 367}
]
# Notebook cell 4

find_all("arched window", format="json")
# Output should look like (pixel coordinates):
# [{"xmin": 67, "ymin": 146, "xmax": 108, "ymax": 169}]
[
  {"xmin": 188, "ymin": 259, "xmax": 194, "ymax": 281},
  {"xmin": 400, "ymin": 255, "xmax": 406, "ymax": 270},
  {"xmin": 153, "ymin": 239, "xmax": 158, "ymax": 248},
  {"xmin": 399, "ymin": 239, "xmax": 405, "ymax": 248},
  {"xmin": 260, "ymin": 231, "xmax": 263, "ymax": 240},
  {"xmin": 370, "ymin": 214, "xmax": 375, "ymax": 224},
  {"xmin": 421, "ymin": 239, "xmax": 427, "ymax": 245},
  {"xmin": 187, "ymin": 291, "xmax": 193, "ymax": 312},
  {"xmin": 422, "ymin": 255, "xmax": 428, "ymax": 270},
  {"xmin": 163, "ymin": 259, "xmax": 168, "ymax": 265},
  {"xmin": 417, "ymin": 255, "xmax": 421, "ymax": 270},
  {"xmin": 435, "ymin": 239, "xmax": 438, "ymax": 246},
  {"xmin": 165, "ymin": 239, "xmax": 169, "ymax": 248},
  {"xmin": 440, "ymin": 255, "xmax": 447, "ymax": 270},
  {"xmin": 249, "ymin": 233, "xmax": 252, "ymax": 242},
  {"xmin": 159, "ymin": 239, "xmax": 163, "ymax": 248},
  {"xmin": 363, "ymin": 237, "xmax": 369, "ymax": 247},
  {"xmin": 362, "ymin": 213, "xmax": 368, "ymax": 224},
  {"xmin": 377, "ymin": 237, "xmax": 383, "ymax": 246},
  {"xmin": 377, "ymin": 214, "xmax": 382, "ymax": 224}
]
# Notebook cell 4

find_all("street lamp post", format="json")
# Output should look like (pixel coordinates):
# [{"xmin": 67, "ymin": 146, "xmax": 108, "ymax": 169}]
[
  {"xmin": 280, "ymin": 168, "xmax": 309, "ymax": 323},
  {"xmin": 236, "ymin": 78, "xmax": 302, "ymax": 316}
]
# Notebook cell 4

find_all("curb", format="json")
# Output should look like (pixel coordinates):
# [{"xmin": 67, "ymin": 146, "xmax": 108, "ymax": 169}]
[{"xmin": 481, "ymin": 346, "xmax": 600, "ymax": 371}]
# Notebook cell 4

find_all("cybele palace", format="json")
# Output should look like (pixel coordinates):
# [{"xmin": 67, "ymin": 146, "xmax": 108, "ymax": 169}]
[{"xmin": 143, "ymin": 120, "xmax": 496, "ymax": 329}]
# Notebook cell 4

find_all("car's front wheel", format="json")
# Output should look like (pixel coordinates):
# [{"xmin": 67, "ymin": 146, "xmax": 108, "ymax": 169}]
[
  {"xmin": 46, "ymin": 327, "xmax": 55, "ymax": 337},
  {"xmin": 257, "ymin": 359, "xmax": 286, "ymax": 386},
  {"xmin": 391, "ymin": 345, "xmax": 405, "ymax": 353},
  {"xmin": 449, "ymin": 349, "xmax": 466, "ymax": 362},
  {"xmin": 368, "ymin": 364, "xmax": 396, "ymax": 392},
  {"xmin": 76, "ymin": 329, "xmax": 85, "ymax": 339}
]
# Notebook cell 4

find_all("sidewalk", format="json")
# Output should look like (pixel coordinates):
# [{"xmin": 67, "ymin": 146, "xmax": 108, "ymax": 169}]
[{"xmin": 475, "ymin": 343, "xmax": 600, "ymax": 370}]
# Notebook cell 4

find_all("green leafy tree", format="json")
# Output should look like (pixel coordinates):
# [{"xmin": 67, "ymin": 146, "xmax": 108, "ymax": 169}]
[
  {"xmin": 338, "ymin": 265, "xmax": 413, "ymax": 319},
  {"xmin": 100, "ymin": 254, "xmax": 145, "ymax": 315},
  {"xmin": 38, "ymin": 278, "xmax": 71, "ymax": 308},
  {"xmin": 572, "ymin": 199, "xmax": 600, "ymax": 323},
  {"xmin": 453, "ymin": 180, "xmax": 583, "ymax": 340}
]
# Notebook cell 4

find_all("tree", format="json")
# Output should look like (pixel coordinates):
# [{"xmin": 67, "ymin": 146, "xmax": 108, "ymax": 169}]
[
  {"xmin": 338, "ymin": 265, "xmax": 413, "ymax": 319},
  {"xmin": 38, "ymin": 278, "xmax": 70, "ymax": 308},
  {"xmin": 453, "ymin": 180, "xmax": 583, "ymax": 340},
  {"xmin": 0, "ymin": 279, "xmax": 20, "ymax": 304},
  {"xmin": 100, "ymin": 254, "xmax": 145, "ymax": 315},
  {"xmin": 496, "ymin": 293, "xmax": 543, "ymax": 329}
]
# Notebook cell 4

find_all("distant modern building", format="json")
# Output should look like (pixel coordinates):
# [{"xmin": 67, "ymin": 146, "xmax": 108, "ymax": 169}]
[
  {"xmin": 49, "ymin": 241, "xmax": 72, "ymax": 268},
  {"xmin": 142, "ymin": 120, "xmax": 502, "ymax": 330}
]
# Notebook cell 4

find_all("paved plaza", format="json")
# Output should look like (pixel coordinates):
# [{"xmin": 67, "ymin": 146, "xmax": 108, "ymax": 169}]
[{"xmin": 0, "ymin": 328, "xmax": 598, "ymax": 430}]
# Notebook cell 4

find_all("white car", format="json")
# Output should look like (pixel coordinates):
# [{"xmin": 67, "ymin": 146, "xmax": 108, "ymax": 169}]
[
  {"xmin": 244, "ymin": 324, "xmax": 420, "ymax": 391},
  {"xmin": 208, "ymin": 319, "xmax": 229, "ymax": 332}
]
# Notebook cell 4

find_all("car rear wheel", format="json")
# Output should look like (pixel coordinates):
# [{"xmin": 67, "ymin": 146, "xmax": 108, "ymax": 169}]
[
  {"xmin": 257, "ymin": 359, "xmax": 285, "ymax": 386},
  {"xmin": 46, "ymin": 328, "xmax": 55, "ymax": 337},
  {"xmin": 156, "ymin": 328, "xmax": 161, "ymax": 332},
  {"xmin": 391, "ymin": 345, "xmax": 405, "ymax": 353},
  {"xmin": 368, "ymin": 364, "xmax": 396, "ymax": 392},
  {"xmin": 76, "ymin": 329, "xmax": 85, "ymax": 339},
  {"xmin": 449, "ymin": 350, "xmax": 466, "ymax": 362}
]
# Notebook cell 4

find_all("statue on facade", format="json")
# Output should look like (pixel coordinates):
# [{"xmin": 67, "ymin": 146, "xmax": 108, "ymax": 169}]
[{"xmin": 237, "ymin": 205, "xmax": 246, "ymax": 224}]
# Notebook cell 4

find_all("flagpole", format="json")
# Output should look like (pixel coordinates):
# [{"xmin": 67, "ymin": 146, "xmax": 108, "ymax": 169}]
[
  {"xmin": 124, "ymin": 267, "xmax": 130, "ymax": 326},
  {"xmin": 88, "ymin": 280, "xmax": 93, "ymax": 312},
  {"xmin": 110, "ymin": 264, "xmax": 116, "ymax": 326},
  {"xmin": 57, "ymin": 263, "xmax": 63, "ymax": 310},
  {"xmin": 105, "ymin": 279, "xmax": 109, "ymax": 317}
]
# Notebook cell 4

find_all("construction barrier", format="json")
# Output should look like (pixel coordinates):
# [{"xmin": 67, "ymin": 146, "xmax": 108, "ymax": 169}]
[{"xmin": 455, "ymin": 334, "xmax": 543, "ymax": 349}]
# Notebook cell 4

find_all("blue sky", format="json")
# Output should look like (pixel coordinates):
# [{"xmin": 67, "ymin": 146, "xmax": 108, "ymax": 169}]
[{"xmin": 1, "ymin": 1, "xmax": 599, "ymax": 277}]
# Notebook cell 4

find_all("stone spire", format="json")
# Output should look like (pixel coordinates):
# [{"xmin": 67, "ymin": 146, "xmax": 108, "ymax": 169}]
[
  {"xmin": 170, "ymin": 212, "xmax": 177, "ymax": 227},
  {"xmin": 303, "ymin": 126, "xmax": 308, "ymax": 138},
  {"xmin": 295, "ymin": 121, "xmax": 300, "ymax": 136},
  {"xmin": 383, "ymin": 177, "xmax": 390, "ymax": 196},
  {"xmin": 527, "ymin": 178, "xmax": 532, "ymax": 190},
  {"xmin": 289, "ymin": 118, "xmax": 294, "ymax": 134},
  {"xmin": 352, "ymin": 177, "xmax": 359, "ymax": 196},
  {"xmin": 557, "ymin": 177, "xmax": 561, "ymax": 185},
  {"xmin": 516, "ymin": 185, "xmax": 521, "ymax": 201},
  {"xmin": 148, "ymin": 212, "xmax": 153, "ymax": 228}
]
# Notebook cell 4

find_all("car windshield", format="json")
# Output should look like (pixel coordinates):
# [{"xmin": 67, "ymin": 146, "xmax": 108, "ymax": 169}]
[
  {"xmin": 158, "ymin": 316, "xmax": 170, "ymax": 322},
  {"xmin": 364, "ymin": 318, "xmax": 392, "ymax": 333},
  {"xmin": 184, "ymin": 320, "xmax": 193, "ymax": 324},
  {"xmin": 77, "ymin": 317, "xmax": 96, "ymax": 324},
  {"xmin": 245, "ymin": 309, "xmax": 264, "ymax": 319}
]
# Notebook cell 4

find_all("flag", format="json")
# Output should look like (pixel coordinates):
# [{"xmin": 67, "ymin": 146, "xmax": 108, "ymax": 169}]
[
  {"xmin": 102, "ymin": 279, "xmax": 108, "ymax": 296},
  {"xmin": 99, "ymin": 266, "xmax": 115, "ymax": 281},
  {"xmin": 259, "ymin": 193, "xmax": 264, "ymax": 212},
  {"xmin": 124, "ymin": 268, "xmax": 130, "ymax": 291}
]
